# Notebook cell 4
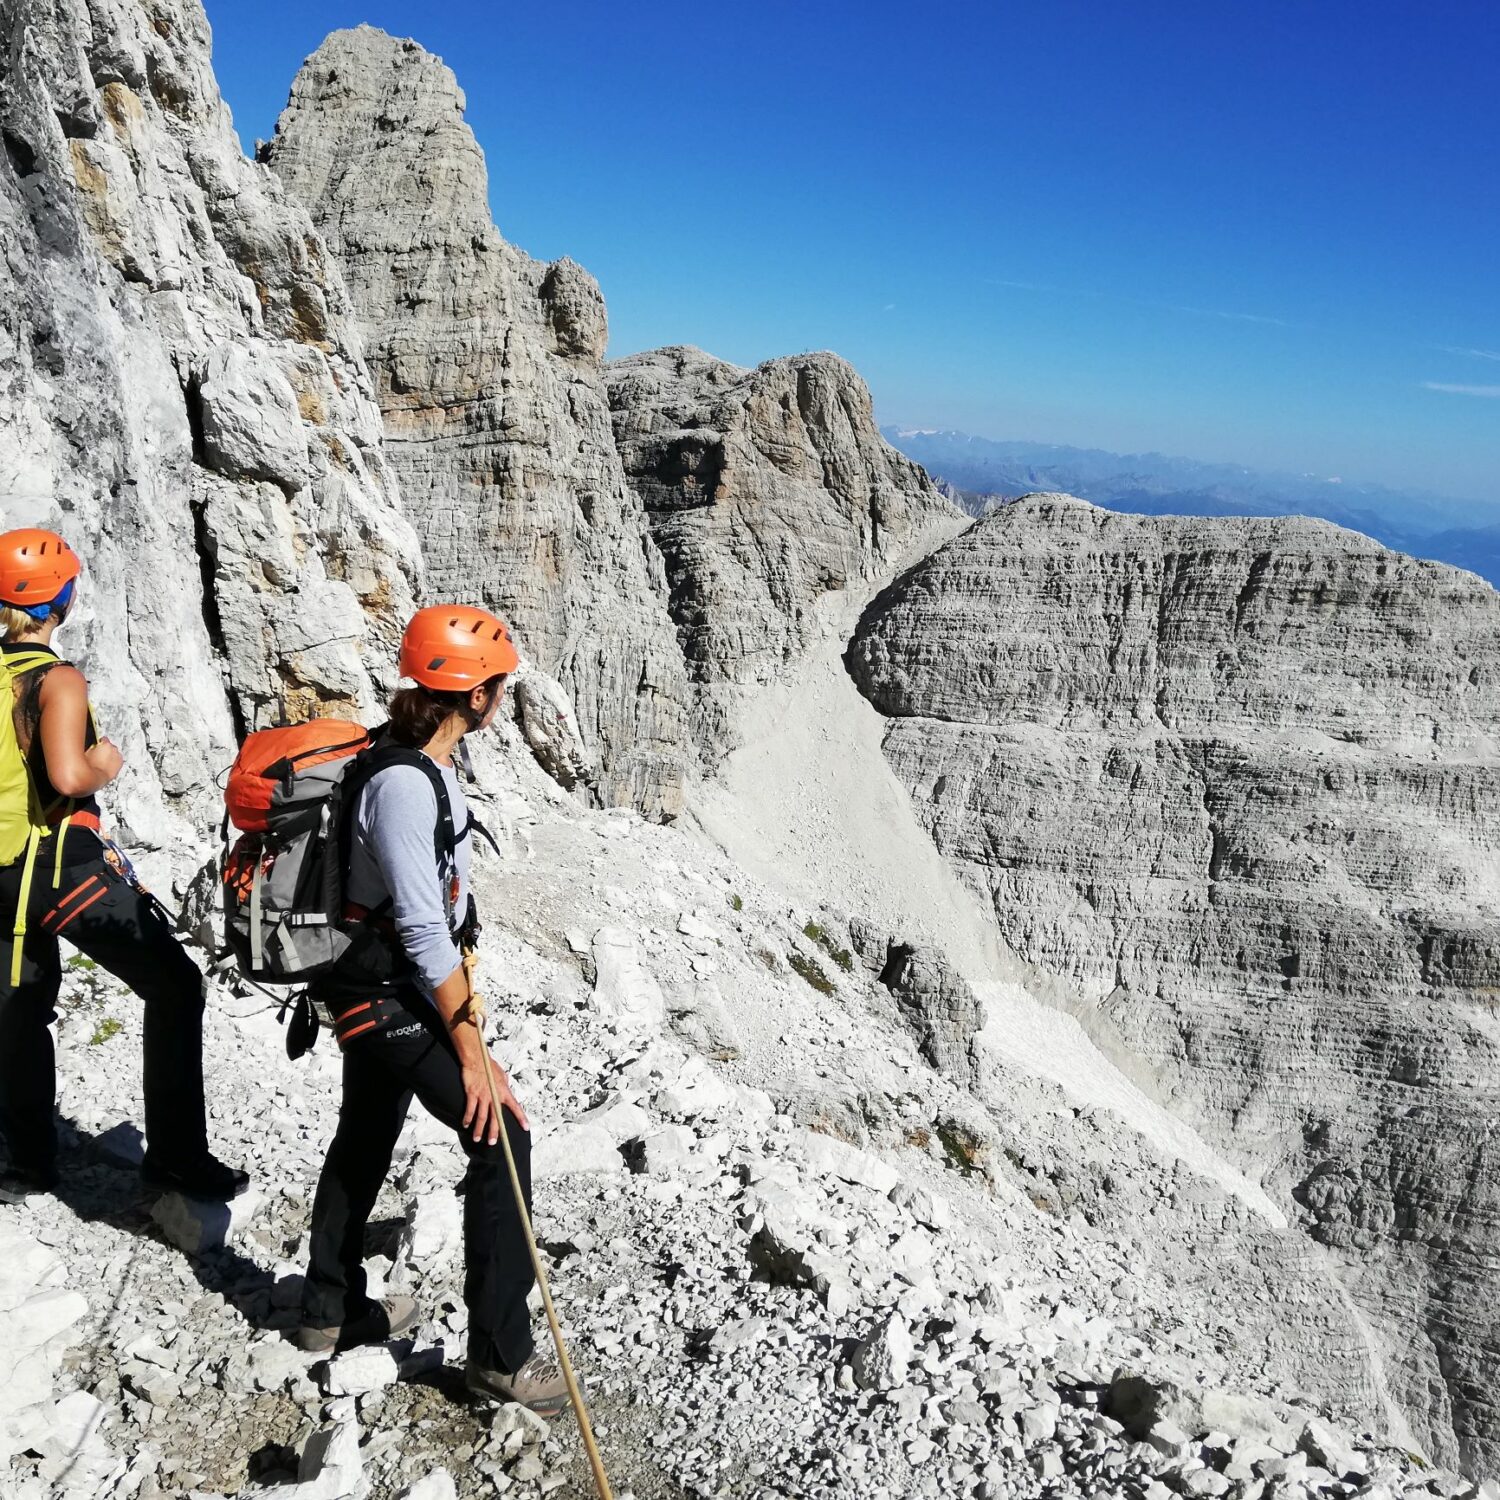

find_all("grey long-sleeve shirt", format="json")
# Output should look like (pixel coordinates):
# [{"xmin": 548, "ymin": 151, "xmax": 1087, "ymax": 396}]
[{"xmin": 344, "ymin": 756, "xmax": 471, "ymax": 996}]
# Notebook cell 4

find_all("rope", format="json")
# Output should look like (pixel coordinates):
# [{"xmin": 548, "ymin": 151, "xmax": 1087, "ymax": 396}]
[{"xmin": 462, "ymin": 949, "xmax": 615, "ymax": 1500}]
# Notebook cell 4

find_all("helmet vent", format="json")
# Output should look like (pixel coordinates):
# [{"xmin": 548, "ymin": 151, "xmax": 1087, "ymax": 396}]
[{"xmin": 426, "ymin": 656, "xmax": 448, "ymax": 671}]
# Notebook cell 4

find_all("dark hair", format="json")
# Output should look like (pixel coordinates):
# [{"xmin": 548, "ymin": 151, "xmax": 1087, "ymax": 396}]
[{"xmin": 387, "ymin": 675, "xmax": 505, "ymax": 748}]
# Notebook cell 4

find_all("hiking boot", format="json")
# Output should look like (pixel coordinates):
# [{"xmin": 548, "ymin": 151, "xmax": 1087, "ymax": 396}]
[
  {"xmin": 289, "ymin": 1294, "xmax": 420, "ymax": 1354},
  {"xmin": 0, "ymin": 1161, "xmax": 58, "ymax": 1204},
  {"xmin": 140, "ymin": 1151, "xmax": 249, "ymax": 1200},
  {"xmin": 465, "ymin": 1349, "xmax": 569, "ymax": 1415}
]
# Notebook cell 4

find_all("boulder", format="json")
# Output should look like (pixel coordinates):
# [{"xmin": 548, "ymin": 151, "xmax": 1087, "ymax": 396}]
[
  {"xmin": 196, "ymin": 344, "xmax": 308, "ymax": 488},
  {"xmin": 397, "ymin": 1472, "xmax": 458, "ymax": 1500},
  {"xmin": 591, "ymin": 928, "xmax": 666, "ymax": 1029},
  {"xmin": 151, "ymin": 1188, "xmax": 264, "ymax": 1255},
  {"xmin": 1297, "ymin": 1418, "xmax": 1357, "ymax": 1478},
  {"xmin": 577, "ymin": 1097, "xmax": 653, "ymax": 1144},
  {"xmin": 267, "ymin": 1419, "xmax": 366, "ymax": 1500},
  {"xmin": 315, "ymin": 1346, "xmax": 403, "ymax": 1398},
  {"xmin": 654, "ymin": 1055, "xmax": 733, "ymax": 1119},
  {"xmin": 800, "ymin": 1131, "xmax": 899, "ymax": 1195},
  {"xmin": 532, "ymin": 1122, "xmax": 625, "ymax": 1178},
  {"xmin": 851, "ymin": 1313, "xmax": 915, "ymax": 1390},
  {"xmin": 392, "ymin": 1191, "xmax": 462, "ymax": 1277}
]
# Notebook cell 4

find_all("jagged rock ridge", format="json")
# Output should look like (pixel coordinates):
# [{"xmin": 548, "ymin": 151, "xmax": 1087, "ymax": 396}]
[
  {"xmin": 847, "ymin": 493, "xmax": 1500, "ymax": 1473},
  {"xmin": 265, "ymin": 30, "xmax": 958, "ymax": 810},
  {"xmin": 262, "ymin": 27, "xmax": 696, "ymax": 817},
  {"xmin": 607, "ymin": 344, "xmax": 957, "ymax": 758},
  {"xmin": 0, "ymin": 0, "xmax": 417, "ymax": 875}
]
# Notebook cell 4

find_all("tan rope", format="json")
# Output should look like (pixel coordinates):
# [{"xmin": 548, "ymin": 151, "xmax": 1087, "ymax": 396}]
[{"xmin": 462, "ymin": 950, "xmax": 615, "ymax": 1500}]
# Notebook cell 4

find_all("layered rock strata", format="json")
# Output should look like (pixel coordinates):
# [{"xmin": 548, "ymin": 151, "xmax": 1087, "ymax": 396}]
[
  {"xmin": 267, "ymin": 32, "xmax": 960, "ymax": 809},
  {"xmin": 0, "ymin": 0, "xmax": 417, "ymax": 871},
  {"xmin": 263, "ymin": 27, "xmax": 695, "ymax": 816},
  {"xmin": 606, "ymin": 344, "xmax": 959, "ymax": 756},
  {"xmin": 847, "ymin": 494, "xmax": 1500, "ymax": 1473}
]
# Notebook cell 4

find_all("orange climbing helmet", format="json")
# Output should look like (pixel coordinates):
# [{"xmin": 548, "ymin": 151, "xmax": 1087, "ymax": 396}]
[
  {"xmin": 399, "ymin": 604, "xmax": 519, "ymax": 691},
  {"xmin": 0, "ymin": 528, "xmax": 81, "ymax": 607}
]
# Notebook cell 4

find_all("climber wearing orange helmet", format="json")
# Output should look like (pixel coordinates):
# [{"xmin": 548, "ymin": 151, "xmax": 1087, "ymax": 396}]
[
  {"xmin": 293, "ymin": 605, "xmax": 567, "ymax": 1414},
  {"xmin": 0, "ymin": 528, "xmax": 246, "ymax": 1203}
]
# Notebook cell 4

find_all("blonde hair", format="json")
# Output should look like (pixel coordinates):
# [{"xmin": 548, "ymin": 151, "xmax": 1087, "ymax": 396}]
[{"xmin": 1, "ymin": 605, "xmax": 41, "ymax": 642}]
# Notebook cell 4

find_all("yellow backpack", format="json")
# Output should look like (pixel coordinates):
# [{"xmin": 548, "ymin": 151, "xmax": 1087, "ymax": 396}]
[{"xmin": 1, "ymin": 649, "xmax": 85, "ymax": 983}]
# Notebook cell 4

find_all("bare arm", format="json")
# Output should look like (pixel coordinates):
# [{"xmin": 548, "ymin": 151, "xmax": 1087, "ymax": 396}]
[
  {"xmin": 430, "ymin": 962, "xmax": 529, "ymax": 1142},
  {"xmin": 36, "ymin": 666, "xmax": 122, "ymax": 799}
]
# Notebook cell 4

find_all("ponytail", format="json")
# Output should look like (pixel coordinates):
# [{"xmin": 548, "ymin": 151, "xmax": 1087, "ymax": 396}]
[
  {"xmin": 1, "ymin": 605, "xmax": 35, "ymax": 641},
  {"xmin": 2, "ymin": 586, "xmax": 72, "ymax": 642},
  {"xmin": 387, "ymin": 676, "xmax": 505, "ymax": 748}
]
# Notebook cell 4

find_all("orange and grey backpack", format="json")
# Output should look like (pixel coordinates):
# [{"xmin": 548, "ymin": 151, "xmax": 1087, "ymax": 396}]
[
  {"xmin": 222, "ymin": 720, "xmax": 371, "ymax": 983},
  {"xmin": 221, "ymin": 720, "xmax": 483, "ymax": 990}
]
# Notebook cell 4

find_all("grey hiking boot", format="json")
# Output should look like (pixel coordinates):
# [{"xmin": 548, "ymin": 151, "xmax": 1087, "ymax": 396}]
[
  {"xmin": 289, "ymin": 1294, "xmax": 420, "ymax": 1354},
  {"xmin": 465, "ymin": 1349, "xmax": 569, "ymax": 1415}
]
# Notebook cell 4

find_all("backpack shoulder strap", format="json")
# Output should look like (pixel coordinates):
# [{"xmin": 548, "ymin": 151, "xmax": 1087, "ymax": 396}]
[
  {"xmin": 4, "ymin": 649, "xmax": 98, "ymax": 745},
  {"xmin": 339, "ymin": 740, "xmax": 461, "ymax": 922},
  {"xmin": 5, "ymin": 648, "xmax": 60, "ymax": 719},
  {"xmin": 359, "ymin": 743, "xmax": 458, "ymax": 857},
  {"xmin": 3, "ymin": 647, "xmax": 62, "ymax": 677}
]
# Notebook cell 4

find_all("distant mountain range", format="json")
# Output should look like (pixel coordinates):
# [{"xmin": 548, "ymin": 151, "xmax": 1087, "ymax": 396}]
[{"xmin": 883, "ymin": 427, "xmax": 1500, "ymax": 589}]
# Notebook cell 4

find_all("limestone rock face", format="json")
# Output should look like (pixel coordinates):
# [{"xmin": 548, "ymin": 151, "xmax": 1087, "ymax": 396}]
[
  {"xmin": 607, "ymin": 344, "xmax": 959, "ymax": 757},
  {"xmin": 263, "ymin": 27, "xmax": 694, "ymax": 817},
  {"xmin": 0, "ymin": 0, "xmax": 418, "ymax": 871},
  {"xmin": 847, "ymin": 494, "xmax": 1500, "ymax": 1473}
]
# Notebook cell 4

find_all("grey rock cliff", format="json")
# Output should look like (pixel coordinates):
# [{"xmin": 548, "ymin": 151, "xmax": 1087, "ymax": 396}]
[
  {"xmin": 847, "ymin": 493, "xmax": 1500, "ymax": 1473},
  {"xmin": 263, "ymin": 27, "xmax": 695, "ymax": 817},
  {"xmin": 0, "ymin": 0, "xmax": 418, "ymax": 871},
  {"xmin": 266, "ymin": 33, "xmax": 961, "ymax": 808},
  {"xmin": 606, "ymin": 344, "xmax": 959, "ymax": 758}
]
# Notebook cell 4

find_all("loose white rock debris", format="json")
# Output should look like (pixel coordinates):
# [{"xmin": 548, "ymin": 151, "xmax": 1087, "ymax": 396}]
[{"xmin": 2, "ymin": 775, "xmax": 1489, "ymax": 1500}]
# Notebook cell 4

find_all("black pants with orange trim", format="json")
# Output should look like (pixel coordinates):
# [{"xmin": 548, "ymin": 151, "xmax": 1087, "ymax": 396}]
[
  {"xmin": 302, "ymin": 990, "xmax": 536, "ymax": 1373},
  {"xmin": 0, "ymin": 835, "xmax": 208, "ymax": 1176}
]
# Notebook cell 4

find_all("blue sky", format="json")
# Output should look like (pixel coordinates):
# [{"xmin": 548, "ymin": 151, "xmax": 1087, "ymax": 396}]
[{"xmin": 209, "ymin": 0, "xmax": 1498, "ymax": 507}]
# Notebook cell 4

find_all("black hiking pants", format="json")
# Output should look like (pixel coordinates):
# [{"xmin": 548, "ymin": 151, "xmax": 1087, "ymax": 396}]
[
  {"xmin": 0, "ymin": 832, "xmax": 208, "ymax": 1176},
  {"xmin": 302, "ymin": 990, "xmax": 536, "ymax": 1373}
]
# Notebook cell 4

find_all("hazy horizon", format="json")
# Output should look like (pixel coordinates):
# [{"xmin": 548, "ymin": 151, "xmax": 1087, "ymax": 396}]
[{"xmin": 879, "ymin": 421, "xmax": 1494, "ymax": 514}]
